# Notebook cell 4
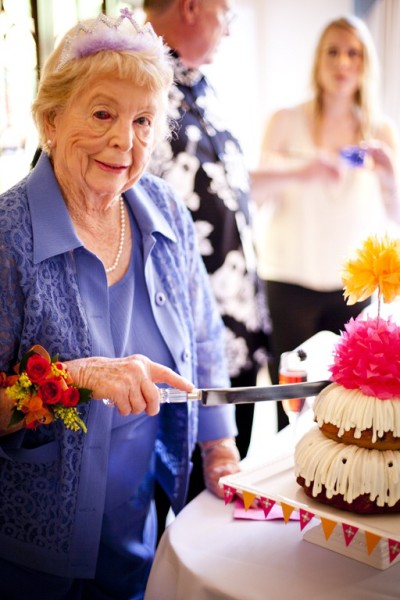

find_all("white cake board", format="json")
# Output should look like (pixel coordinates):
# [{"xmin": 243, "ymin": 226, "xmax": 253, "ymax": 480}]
[
  {"xmin": 303, "ymin": 522, "xmax": 399, "ymax": 570},
  {"xmin": 220, "ymin": 458, "xmax": 400, "ymax": 571}
]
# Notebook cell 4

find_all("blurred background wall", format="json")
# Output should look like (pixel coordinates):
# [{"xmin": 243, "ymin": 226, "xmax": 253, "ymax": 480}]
[{"xmin": 0, "ymin": 0, "xmax": 398, "ymax": 191}]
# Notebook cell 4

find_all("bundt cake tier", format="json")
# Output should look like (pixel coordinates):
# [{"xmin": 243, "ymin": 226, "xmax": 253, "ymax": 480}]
[
  {"xmin": 314, "ymin": 383, "xmax": 400, "ymax": 450},
  {"xmin": 295, "ymin": 427, "xmax": 400, "ymax": 514}
]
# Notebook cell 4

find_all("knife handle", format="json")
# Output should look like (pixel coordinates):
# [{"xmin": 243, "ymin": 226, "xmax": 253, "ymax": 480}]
[
  {"xmin": 159, "ymin": 388, "xmax": 200, "ymax": 403},
  {"xmin": 102, "ymin": 387, "xmax": 200, "ymax": 408}
]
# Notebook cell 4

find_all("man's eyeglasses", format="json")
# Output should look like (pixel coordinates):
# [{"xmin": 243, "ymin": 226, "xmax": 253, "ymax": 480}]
[{"xmin": 222, "ymin": 9, "xmax": 237, "ymax": 28}]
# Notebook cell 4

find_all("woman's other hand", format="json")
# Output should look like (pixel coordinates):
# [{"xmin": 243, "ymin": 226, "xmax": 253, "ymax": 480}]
[
  {"xmin": 68, "ymin": 354, "xmax": 194, "ymax": 416},
  {"xmin": 200, "ymin": 437, "xmax": 241, "ymax": 498},
  {"xmin": 361, "ymin": 137, "xmax": 400, "ymax": 222},
  {"xmin": 361, "ymin": 139, "xmax": 397, "ymax": 181}
]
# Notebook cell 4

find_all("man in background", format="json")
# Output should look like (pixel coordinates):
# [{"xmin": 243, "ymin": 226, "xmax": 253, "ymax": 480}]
[{"xmin": 144, "ymin": 0, "xmax": 270, "ymax": 514}]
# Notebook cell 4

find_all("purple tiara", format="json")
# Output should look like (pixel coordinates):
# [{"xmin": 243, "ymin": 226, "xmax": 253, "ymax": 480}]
[{"xmin": 56, "ymin": 9, "xmax": 163, "ymax": 71}]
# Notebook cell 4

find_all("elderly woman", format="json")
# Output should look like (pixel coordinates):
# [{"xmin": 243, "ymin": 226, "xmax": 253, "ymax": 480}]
[{"xmin": 0, "ymin": 10, "xmax": 240, "ymax": 600}]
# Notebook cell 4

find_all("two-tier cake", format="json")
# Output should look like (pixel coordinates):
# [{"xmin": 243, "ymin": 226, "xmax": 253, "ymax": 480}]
[{"xmin": 295, "ymin": 236, "xmax": 400, "ymax": 514}]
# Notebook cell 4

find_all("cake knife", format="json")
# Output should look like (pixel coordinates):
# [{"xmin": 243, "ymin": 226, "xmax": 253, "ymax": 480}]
[{"xmin": 157, "ymin": 380, "xmax": 331, "ymax": 405}]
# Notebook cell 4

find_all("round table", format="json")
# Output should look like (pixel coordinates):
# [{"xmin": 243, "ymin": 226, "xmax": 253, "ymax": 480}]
[{"xmin": 145, "ymin": 486, "xmax": 400, "ymax": 600}]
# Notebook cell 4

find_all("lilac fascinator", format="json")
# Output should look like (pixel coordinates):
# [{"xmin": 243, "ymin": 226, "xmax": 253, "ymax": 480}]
[{"xmin": 56, "ymin": 9, "xmax": 163, "ymax": 71}]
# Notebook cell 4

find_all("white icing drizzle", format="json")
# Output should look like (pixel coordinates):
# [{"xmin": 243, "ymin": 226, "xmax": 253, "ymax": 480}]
[
  {"xmin": 295, "ymin": 427, "xmax": 400, "ymax": 506},
  {"xmin": 313, "ymin": 383, "xmax": 400, "ymax": 442}
]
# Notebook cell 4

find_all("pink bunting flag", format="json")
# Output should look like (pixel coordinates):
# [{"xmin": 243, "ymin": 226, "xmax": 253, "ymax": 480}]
[
  {"xmin": 223, "ymin": 485, "xmax": 236, "ymax": 505},
  {"xmin": 342, "ymin": 523, "xmax": 358, "ymax": 546},
  {"xmin": 299, "ymin": 508, "xmax": 314, "ymax": 531},
  {"xmin": 259, "ymin": 496, "xmax": 276, "ymax": 518},
  {"xmin": 388, "ymin": 539, "xmax": 400, "ymax": 563}
]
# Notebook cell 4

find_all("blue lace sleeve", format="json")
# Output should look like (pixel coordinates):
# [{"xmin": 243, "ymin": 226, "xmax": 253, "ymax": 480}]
[{"xmin": 0, "ymin": 229, "xmax": 25, "ymax": 372}]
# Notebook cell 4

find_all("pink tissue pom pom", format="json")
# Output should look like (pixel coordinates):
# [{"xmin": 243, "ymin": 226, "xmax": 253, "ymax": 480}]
[{"xmin": 330, "ymin": 316, "xmax": 400, "ymax": 399}]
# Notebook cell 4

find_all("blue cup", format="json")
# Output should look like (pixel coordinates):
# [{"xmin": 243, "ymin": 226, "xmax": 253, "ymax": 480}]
[{"xmin": 340, "ymin": 145, "xmax": 367, "ymax": 167}]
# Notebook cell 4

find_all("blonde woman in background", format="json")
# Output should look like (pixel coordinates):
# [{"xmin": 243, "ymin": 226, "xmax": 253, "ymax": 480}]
[{"xmin": 252, "ymin": 15, "xmax": 400, "ymax": 429}]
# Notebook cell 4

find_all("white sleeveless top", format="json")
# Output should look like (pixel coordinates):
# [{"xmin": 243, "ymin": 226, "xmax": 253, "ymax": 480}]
[{"xmin": 256, "ymin": 104, "xmax": 397, "ymax": 290}]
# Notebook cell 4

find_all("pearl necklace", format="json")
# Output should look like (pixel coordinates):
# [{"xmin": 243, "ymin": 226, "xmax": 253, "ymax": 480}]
[{"xmin": 105, "ymin": 196, "xmax": 125, "ymax": 274}]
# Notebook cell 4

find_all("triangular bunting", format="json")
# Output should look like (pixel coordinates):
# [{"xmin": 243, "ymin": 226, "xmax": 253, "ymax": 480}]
[
  {"xmin": 342, "ymin": 523, "xmax": 358, "ymax": 546},
  {"xmin": 299, "ymin": 508, "xmax": 314, "ymax": 531},
  {"xmin": 259, "ymin": 496, "xmax": 275, "ymax": 518},
  {"xmin": 388, "ymin": 539, "xmax": 400, "ymax": 563},
  {"xmin": 223, "ymin": 485, "xmax": 236, "ymax": 505},
  {"xmin": 242, "ymin": 490, "xmax": 256, "ymax": 511},
  {"xmin": 364, "ymin": 531, "xmax": 381, "ymax": 555},
  {"xmin": 280, "ymin": 502, "xmax": 295, "ymax": 523},
  {"xmin": 320, "ymin": 517, "xmax": 337, "ymax": 540}
]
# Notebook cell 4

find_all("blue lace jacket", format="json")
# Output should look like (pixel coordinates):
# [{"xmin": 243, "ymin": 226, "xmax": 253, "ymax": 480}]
[{"xmin": 0, "ymin": 154, "xmax": 235, "ymax": 578}]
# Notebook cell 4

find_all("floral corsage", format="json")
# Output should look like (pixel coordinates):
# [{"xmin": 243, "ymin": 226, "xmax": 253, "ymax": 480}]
[{"xmin": 0, "ymin": 345, "xmax": 92, "ymax": 432}]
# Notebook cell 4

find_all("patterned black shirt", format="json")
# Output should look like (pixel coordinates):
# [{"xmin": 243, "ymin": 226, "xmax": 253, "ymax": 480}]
[{"xmin": 148, "ymin": 54, "xmax": 270, "ymax": 379}]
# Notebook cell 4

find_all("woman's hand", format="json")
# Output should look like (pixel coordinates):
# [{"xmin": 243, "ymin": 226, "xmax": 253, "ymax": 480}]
[
  {"xmin": 361, "ymin": 139, "xmax": 400, "ymax": 221},
  {"xmin": 300, "ymin": 153, "xmax": 341, "ymax": 182},
  {"xmin": 67, "ymin": 354, "xmax": 194, "ymax": 416},
  {"xmin": 361, "ymin": 139, "xmax": 398, "ymax": 182},
  {"xmin": 199, "ymin": 438, "xmax": 241, "ymax": 498},
  {"xmin": 250, "ymin": 152, "xmax": 340, "ymax": 204}
]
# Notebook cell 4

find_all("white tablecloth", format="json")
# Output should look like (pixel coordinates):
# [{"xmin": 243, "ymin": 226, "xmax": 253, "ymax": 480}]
[{"xmin": 145, "ymin": 484, "xmax": 400, "ymax": 600}]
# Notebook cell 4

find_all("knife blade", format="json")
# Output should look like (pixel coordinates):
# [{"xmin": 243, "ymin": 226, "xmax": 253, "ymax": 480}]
[{"xmin": 159, "ymin": 380, "xmax": 331, "ymax": 405}]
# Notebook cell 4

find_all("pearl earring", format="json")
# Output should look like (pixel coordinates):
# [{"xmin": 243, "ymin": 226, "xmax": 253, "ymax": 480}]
[{"xmin": 47, "ymin": 139, "xmax": 52, "ymax": 147}]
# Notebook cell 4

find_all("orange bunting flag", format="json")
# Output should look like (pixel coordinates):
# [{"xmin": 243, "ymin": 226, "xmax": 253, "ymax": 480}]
[
  {"xmin": 388, "ymin": 539, "xmax": 400, "ymax": 563},
  {"xmin": 342, "ymin": 523, "xmax": 358, "ymax": 546},
  {"xmin": 259, "ymin": 496, "xmax": 275, "ymax": 518},
  {"xmin": 364, "ymin": 531, "xmax": 382, "ymax": 555},
  {"xmin": 280, "ymin": 502, "xmax": 295, "ymax": 524},
  {"xmin": 320, "ymin": 517, "xmax": 337, "ymax": 540},
  {"xmin": 299, "ymin": 508, "xmax": 314, "ymax": 531},
  {"xmin": 242, "ymin": 490, "xmax": 257, "ymax": 511},
  {"xmin": 223, "ymin": 485, "xmax": 236, "ymax": 505}
]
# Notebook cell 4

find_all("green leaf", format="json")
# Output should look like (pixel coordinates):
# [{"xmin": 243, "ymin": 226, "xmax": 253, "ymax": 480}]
[
  {"xmin": 78, "ymin": 388, "xmax": 93, "ymax": 404},
  {"xmin": 75, "ymin": 415, "xmax": 87, "ymax": 434},
  {"xmin": 8, "ymin": 409, "xmax": 25, "ymax": 428},
  {"xmin": 18, "ymin": 350, "xmax": 35, "ymax": 374}
]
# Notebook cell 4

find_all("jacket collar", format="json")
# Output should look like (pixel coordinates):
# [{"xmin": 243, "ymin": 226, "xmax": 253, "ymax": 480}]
[{"xmin": 27, "ymin": 154, "xmax": 176, "ymax": 265}]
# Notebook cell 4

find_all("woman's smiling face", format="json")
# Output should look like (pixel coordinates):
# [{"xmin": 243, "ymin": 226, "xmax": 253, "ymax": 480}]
[
  {"xmin": 48, "ymin": 76, "xmax": 160, "ymax": 201},
  {"xmin": 317, "ymin": 27, "xmax": 363, "ymax": 99}
]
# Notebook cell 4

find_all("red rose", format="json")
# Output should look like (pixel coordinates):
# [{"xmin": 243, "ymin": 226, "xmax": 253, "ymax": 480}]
[
  {"xmin": 38, "ymin": 378, "xmax": 63, "ymax": 405},
  {"xmin": 26, "ymin": 354, "xmax": 51, "ymax": 383},
  {"xmin": 61, "ymin": 387, "xmax": 80, "ymax": 407}
]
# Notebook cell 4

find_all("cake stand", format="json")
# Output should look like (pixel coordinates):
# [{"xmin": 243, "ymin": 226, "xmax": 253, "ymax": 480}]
[{"xmin": 219, "ymin": 455, "xmax": 400, "ymax": 570}]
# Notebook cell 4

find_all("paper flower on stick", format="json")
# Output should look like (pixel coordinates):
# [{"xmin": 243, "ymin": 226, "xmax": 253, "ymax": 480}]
[
  {"xmin": 330, "ymin": 316, "xmax": 400, "ymax": 398},
  {"xmin": 330, "ymin": 235, "xmax": 400, "ymax": 398},
  {"xmin": 341, "ymin": 235, "xmax": 400, "ymax": 306}
]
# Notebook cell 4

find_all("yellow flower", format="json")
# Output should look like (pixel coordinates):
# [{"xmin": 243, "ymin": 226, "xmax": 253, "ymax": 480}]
[{"xmin": 341, "ymin": 236, "xmax": 400, "ymax": 305}]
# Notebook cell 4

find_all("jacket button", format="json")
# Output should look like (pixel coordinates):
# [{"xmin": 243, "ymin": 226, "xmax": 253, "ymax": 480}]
[
  {"xmin": 155, "ymin": 291, "xmax": 166, "ymax": 306},
  {"xmin": 181, "ymin": 349, "xmax": 191, "ymax": 362}
]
